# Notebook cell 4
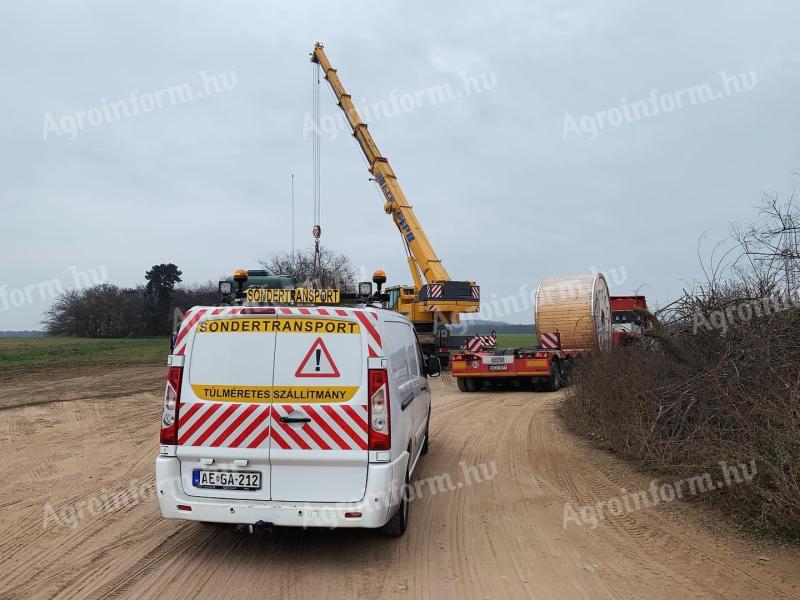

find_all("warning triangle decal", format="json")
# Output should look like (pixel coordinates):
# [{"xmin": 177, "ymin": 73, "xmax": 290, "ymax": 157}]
[{"xmin": 295, "ymin": 337, "xmax": 341, "ymax": 378}]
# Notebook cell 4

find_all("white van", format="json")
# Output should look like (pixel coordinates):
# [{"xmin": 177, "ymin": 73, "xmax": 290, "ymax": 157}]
[{"xmin": 155, "ymin": 304, "xmax": 439, "ymax": 536}]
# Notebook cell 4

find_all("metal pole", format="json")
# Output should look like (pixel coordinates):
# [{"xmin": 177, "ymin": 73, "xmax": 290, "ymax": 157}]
[{"xmin": 291, "ymin": 173, "xmax": 295, "ymax": 255}]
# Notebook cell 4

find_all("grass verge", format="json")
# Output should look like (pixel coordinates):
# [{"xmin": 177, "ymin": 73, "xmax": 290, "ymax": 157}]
[{"xmin": 0, "ymin": 337, "xmax": 170, "ymax": 369}]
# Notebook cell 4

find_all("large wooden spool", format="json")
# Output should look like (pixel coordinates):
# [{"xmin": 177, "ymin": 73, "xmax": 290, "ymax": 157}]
[{"xmin": 535, "ymin": 273, "xmax": 612, "ymax": 350}]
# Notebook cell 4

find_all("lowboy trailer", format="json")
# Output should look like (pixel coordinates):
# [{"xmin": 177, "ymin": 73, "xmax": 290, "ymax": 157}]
[{"xmin": 451, "ymin": 333, "xmax": 590, "ymax": 393}]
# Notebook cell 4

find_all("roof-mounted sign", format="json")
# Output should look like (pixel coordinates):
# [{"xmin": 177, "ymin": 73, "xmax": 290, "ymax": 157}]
[{"xmin": 245, "ymin": 287, "xmax": 341, "ymax": 305}]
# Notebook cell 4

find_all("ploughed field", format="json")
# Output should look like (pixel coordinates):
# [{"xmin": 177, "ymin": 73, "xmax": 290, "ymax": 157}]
[{"xmin": 1, "ymin": 361, "xmax": 798, "ymax": 599}]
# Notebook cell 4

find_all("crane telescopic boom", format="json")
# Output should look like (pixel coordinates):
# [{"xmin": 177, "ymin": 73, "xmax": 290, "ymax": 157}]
[
  {"xmin": 311, "ymin": 42, "xmax": 450, "ymax": 288},
  {"xmin": 310, "ymin": 42, "xmax": 479, "ymax": 363}
]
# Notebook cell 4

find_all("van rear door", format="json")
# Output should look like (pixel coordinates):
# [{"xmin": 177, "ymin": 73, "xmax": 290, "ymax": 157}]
[
  {"xmin": 268, "ymin": 309, "xmax": 369, "ymax": 502},
  {"xmin": 177, "ymin": 313, "xmax": 276, "ymax": 501}
]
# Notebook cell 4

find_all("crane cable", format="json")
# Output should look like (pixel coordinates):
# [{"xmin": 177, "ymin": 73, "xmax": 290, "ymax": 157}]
[{"xmin": 312, "ymin": 60, "xmax": 322, "ymax": 280}]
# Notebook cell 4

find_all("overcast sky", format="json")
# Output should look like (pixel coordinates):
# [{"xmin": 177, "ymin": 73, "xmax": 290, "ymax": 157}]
[{"xmin": 1, "ymin": 1, "xmax": 799, "ymax": 329}]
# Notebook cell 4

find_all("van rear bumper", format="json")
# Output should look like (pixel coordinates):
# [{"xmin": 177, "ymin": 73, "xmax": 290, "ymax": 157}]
[{"xmin": 155, "ymin": 455, "xmax": 406, "ymax": 529}]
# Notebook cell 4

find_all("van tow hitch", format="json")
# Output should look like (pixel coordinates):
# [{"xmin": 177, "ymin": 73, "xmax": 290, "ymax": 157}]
[{"xmin": 237, "ymin": 520, "xmax": 273, "ymax": 534}]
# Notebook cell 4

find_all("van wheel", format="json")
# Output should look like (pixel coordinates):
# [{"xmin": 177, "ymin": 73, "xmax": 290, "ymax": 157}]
[
  {"xmin": 421, "ymin": 412, "xmax": 430, "ymax": 455},
  {"xmin": 457, "ymin": 377, "xmax": 468, "ymax": 392},
  {"xmin": 383, "ymin": 469, "xmax": 409, "ymax": 536},
  {"xmin": 544, "ymin": 361, "xmax": 562, "ymax": 392}
]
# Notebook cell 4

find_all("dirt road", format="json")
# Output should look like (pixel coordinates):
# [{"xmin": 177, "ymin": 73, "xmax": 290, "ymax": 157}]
[{"xmin": 1, "ymin": 365, "xmax": 798, "ymax": 600}]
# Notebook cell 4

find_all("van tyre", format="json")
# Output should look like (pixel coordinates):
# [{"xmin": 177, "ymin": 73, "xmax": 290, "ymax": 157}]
[
  {"xmin": 544, "ymin": 360, "xmax": 562, "ymax": 392},
  {"xmin": 421, "ymin": 412, "xmax": 430, "ymax": 455},
  {"xmin": 383, "ymin": 468, "xmax": 410, "ymax": 537}
]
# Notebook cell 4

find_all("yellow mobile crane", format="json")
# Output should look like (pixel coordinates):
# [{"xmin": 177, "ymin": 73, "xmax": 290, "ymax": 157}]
[{"xmin": 311, "ymin": 42, "xmax": 480, "ymax": 353}]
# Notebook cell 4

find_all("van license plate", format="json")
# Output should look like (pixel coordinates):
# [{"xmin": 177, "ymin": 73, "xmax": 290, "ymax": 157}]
[
  {"xmin": 488, "ymin": 365, "xmax": 508, "ymax": 371},
  {"xmin": 192, "ymin": 469, "xmax": 262, "ymax": 490}
]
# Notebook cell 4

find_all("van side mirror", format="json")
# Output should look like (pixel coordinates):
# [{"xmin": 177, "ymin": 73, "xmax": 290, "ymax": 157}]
[{"xmin": 426, "ymin": 356, "xmax": 442, "ymax": 378}]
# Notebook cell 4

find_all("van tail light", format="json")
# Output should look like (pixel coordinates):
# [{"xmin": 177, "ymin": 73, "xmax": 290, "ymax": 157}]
[
  {"xmin": 367, "ymin": 369, "xmax": 391, "ymax": 451},
  {"xmin": 160, "ymin": 366, "xmax": 182, "ymax": 444}
]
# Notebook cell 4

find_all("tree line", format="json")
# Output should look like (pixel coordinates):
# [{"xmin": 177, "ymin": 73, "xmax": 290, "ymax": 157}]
[
  {"xmin": 44, "ymin": 264, "xmax": 216, "ymax": 337},
  {"xmin": 43, "ymin": 248, "xmax": 358, "ymax": 338}
]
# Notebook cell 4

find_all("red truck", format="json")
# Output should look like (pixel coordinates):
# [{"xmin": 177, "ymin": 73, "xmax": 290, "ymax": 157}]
[
  {"xmin": 610, "ymin": 295, "xmax": 648, "ymax": 346},
  {"xmin": 451, "ymin": 295, "xmax": 647, "ymax": 393}
]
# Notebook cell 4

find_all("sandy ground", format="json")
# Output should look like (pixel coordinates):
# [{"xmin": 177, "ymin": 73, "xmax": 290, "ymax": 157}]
[{"xmin": 1, "ymin": 365, "xmax": 799, "ymax": 600}]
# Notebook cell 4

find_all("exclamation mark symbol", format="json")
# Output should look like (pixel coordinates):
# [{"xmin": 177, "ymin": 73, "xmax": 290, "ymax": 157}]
[{"xmin": 315, "ymin": 348, "xmax": 321, "ymax": 372}]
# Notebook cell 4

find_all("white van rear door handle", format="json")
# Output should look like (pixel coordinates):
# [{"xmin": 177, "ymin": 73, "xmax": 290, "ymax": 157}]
[{"xmin": 280, "ymin": 416, "xmax": 311, "ymax": 423}]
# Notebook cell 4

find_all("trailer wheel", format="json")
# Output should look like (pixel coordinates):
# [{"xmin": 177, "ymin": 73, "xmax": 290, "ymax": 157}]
[
  {"xmin": 544, "ymin": 360, "xmax": 562, "ymax": 392},
  {"xmin": 457, "ymin": 377, "xmax": 469, "ymax": 392},
  {"xmin": 560, "ymin": 357, "xmax": 573, "ymax": 387}
]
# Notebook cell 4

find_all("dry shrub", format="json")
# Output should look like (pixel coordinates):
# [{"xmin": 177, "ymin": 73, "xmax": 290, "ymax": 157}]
[
  {"xmin": 561, "ymin": 192, "xmax": 800, "ymax": 536},
  {"xmin": 560, "ymin": 305, "xmax": 800, "ymax": 537}
]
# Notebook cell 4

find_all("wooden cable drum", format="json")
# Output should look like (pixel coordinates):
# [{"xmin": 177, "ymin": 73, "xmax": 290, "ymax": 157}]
[{"xmin": 535, "ymin": 273, "xmax": 612, "ymax": 350}]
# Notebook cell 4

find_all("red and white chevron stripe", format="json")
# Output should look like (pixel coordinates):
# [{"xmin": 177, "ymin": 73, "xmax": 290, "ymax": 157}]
[
  {"xmin": 539, "ymin": 332, "xmax": 560, "ymax": 349},
  {"xmin": 465, "ymin": 335, "xmax": 496, "ymax": 353},
  {"xmin": 174, "ymin": 306, "xmax": 244, "ymax": 356},
  {"xmin": 177, "ymin": 401, "xmax": 271, "ymax": 449},
  {"xmin": 429, "ymin": 284, "xmax": 443, "ymax": 298},
  {"xmin": 271, "ymin": 403, "xmax": 368, "ymax": 450},
  {"xmin": 471, "ymin": 285, "xmax": 480, "ymax": 300},
  {"xmin": 172, "ymin": 306, "xmax": 384, "ymax": 358},
  {"xmin": 351, "ymin": 309, "xmax": 383, "ymax": 358},
  {"xmin": 256, "ymin": 306, "xmax": 382, "ymax": 357},
  {"xmin": 177, "ymin": 401, "xmax": 368, "ymax": 451}
]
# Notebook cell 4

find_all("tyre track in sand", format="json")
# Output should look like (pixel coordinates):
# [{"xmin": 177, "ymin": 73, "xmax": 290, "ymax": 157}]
[{"xmin": 0, "ymin": 366, "xmax": 799, "ymax": 599}]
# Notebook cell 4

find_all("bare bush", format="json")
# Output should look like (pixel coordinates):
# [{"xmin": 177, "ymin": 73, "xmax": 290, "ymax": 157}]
[
  {"xmin": 44, "ymin": 285, "xmax": 147, "ymax": 337},
  {"xmin": 172, "ymin": 282, "xmax": 219, "ymax": 312},
  {"xmin": 560, "ymin": 192, "xmax": 800, "ymax": 536},
  {"xmin": 44, "ymin": 279, "xmax": 220, "ymax": 338},
  {"xmin": 259, "ymin": 246, "xmax": 357, "ymax": 291}
]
